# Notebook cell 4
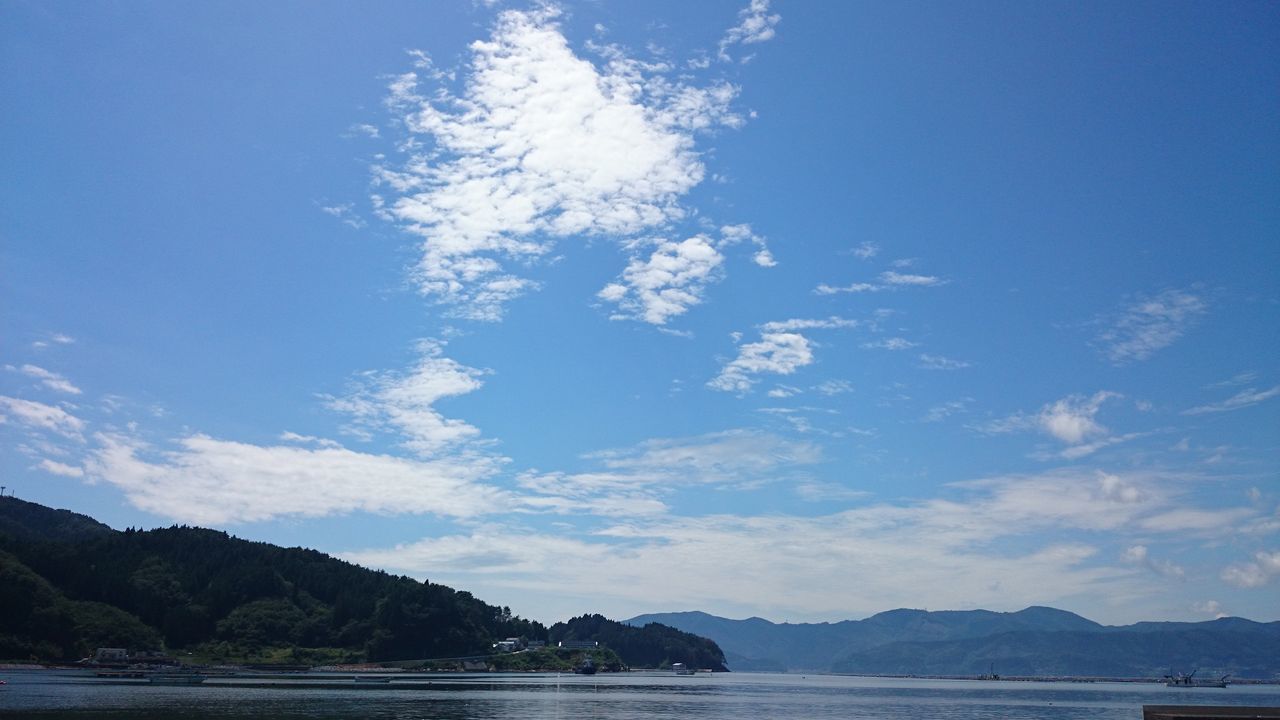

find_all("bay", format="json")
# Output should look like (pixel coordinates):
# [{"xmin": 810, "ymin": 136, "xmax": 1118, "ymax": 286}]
[{"xmin": 3, "ymin": 670, "xmax": 1279, "ymax": 719}]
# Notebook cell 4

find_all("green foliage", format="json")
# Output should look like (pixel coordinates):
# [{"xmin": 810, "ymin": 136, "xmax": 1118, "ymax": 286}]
[
  {"xmin": 0, "ymin": 500, "xmax": 549, "ymax": 663},
  {"xmin": 550, "ymin": 614, "xmax": 728, "ymax": 671},
  {"xmin": 488, "ymin": 646, "xmax": 624, "ymax": 672}
]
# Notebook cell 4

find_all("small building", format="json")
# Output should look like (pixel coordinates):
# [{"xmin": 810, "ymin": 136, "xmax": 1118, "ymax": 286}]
[
  {"xmin": 93, "ymin": 648, "xmax": 128, "ymax": 663},
  {"xmin": 493, "ymin": 639, "xmax": 519, "ymax": 652}
]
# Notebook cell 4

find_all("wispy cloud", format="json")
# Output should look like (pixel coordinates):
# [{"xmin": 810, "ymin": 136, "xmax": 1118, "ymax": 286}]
[
  {"xmin": 923, "ymin": 398, "xmax": 972, "ymax": 423},
  {"xmin": 0, "ymin": 396, "xmax": 85, "ymax": 439},
  {"xmin": 709, "ymin": 318, "xmax": 856, "ymax": 393},
  {"xmin": 879, "ymin": 270, "xmax": 943, "ymax": 287},
  {"xmin": 345, "ymin": 468, "xmax": 1251, "ymax": 622},
  {"xmin": 1220, "ymin": 550, "xmax": 1280, "ymax": 588},
  {"xmin": 708, "ymin": 332, "xmax": 814, "ymax": 393},
  {"xmin": 862, "ymin": 337, "xmax": 917, "ymax": 351},
  {"xmin": 1095, "ymin": 288, "xmax": 1206, "ymax": 364},
  {"xmin": 851, "ymin": 241, "xmax": 879, "ymax": 260},
  {"xmin": 84, "ymin": 432, "xmax": 507, "ymax": 525},
  {"xmin": 717, "ymin": 0, "xmax": 781, "ymax": 62},
  {"xmin": 325, "ymin": 340, "xmax": 488, "ymax": 456},
  {"xmin": 7, "ymin": 364, "xmax": 82, "ymax": 394},
  {"xmin": 377, "ymin": 6, "xmax": 749, "ymax": 321},
  {"xmin": 31, "ymin": 332, "xmax": 75, "ymax": 350},
  {"xmin": 815, "ymin": 270, "xmax": 945, "ymax": 295},
  {"xmin": 35, "ymin": 458, "xmax": 84, "ymax": 478},
  {"xmin": 598, "ymin": 236, "xmax": 724, "ymax": 325},
  {"xmin": 978, "ymin": 391, "xmax": 1121, "ymax": 448},
  {"xmin": 1183, "ymin": 384, "xmax": 1280, "ymax": 415},
  {"xmin": 1120, "ymin": 544, "xmax": 1185, "ymax": 579},
  {"xmin": 918, "ymin": 353, "xmax": 970, "ymax": 370}
]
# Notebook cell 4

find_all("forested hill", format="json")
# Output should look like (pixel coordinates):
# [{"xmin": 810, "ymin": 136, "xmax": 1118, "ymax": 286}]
[
  {"xmin": 0, "ymin": 496, "xmax": 544, "ymax": 663},
  {"xmin": 552, "ymin": 614, "xmax": 728, "ymax": 672}
]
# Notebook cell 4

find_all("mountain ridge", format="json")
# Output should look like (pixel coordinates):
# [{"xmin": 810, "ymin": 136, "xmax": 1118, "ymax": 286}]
[{"xmin": 626, "ymin": 609, "xmax": 1280, "ymax": 678}]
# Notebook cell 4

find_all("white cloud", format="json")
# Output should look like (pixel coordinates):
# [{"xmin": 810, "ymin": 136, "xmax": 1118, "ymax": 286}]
[
  {"xmin": 35, "ymin": 459, "xmax": 84, "ymax": 478},
  {"xmin": 345, "ymin": 468, "xmax": 1232, "ymax": 622},
  {"xmin": 1039, "ymin": 391, "xmax": 1120, "ymax": 444},
  {"xmin": 879, "ymin": 270, "xmax": 943, "ymax": 286},
  {"xmin": 598, "ymin": 235, "xmax": 725, "ymax": 325},
  {"xmin": 815, "ymin": 270, "xmax": 944, "ymax": 295},
  {"xmin": 851, "ymin": 241, "xmax": 879, "ymax": 260},
  {"xmin": 378, "ymin": 6, "xmax": 747, "ymax": 321},
  {"xmin": 815, "ymin": 282, "xmax": 879, "ymax": 295},
  {"xmin": 1220, "ymin": 551, "xmax": 1280, "ymax": 588},
  {"xmin": 325, "ymin": 340, "xmax": 488, "ymax": 456},
  {"xmin": 767, "ymin": 384, "xmax": 801, "ymax": 399},
  {"xmin": 319, "ymin": 203, "xmax": 366, "ymax": 229},
  {"xmin": 32, "ymin": 332, "xmax": 75, "ymax": 350},
  {"xmin": 1183, "ymin": 384, "xmax": 1280, "ymax": 415},
  {"xmin": 1192, "ymin": 600, "xmax": 1228, "ymax": 619},
  {"xmin": 0, "ymin": 396, "xmax": 85, "ymax": 439},
  {"xmin": 761, "ymin": 316, "xmax": 858, "ymax": 332},
  {"xmin": 279, "ymin": 431, "xmax": 342, "ymax": 449},
  {"xmin": 1053, "ymin": 431, "xmax": 1146, "ymax": 460},
  {"xmin": 918, "ymin": 353, "xmax": 971, "ymax": 370},
  {"xmin": 862, "ymin": 337, "xmax": 917, "ymax": 351},
  {"xmin": 1121, "ymin": 544, "xmax": 1184, "ymax": 579},
  {"xmin": 984, "ymin": 391, "xmax": 1122, "ymax": 448},
  {"xmin": 8, "ymin": 364, "xmax": 82, "ymax": 394},
  {"xmin": 922, "ymin": 398, "xmax": 971, "ymax": 423},
  {"xmin": 719, "ymin": 223, "xmax": 776, "ymax": 267},
  {"xmin": 1096, "ymin": 288, "xmax": 1206, "ymax": 364},
  {"xmin": 718, "ymin": 0, "xmax": 781, "ymax": 62},
  {"xmin": 708, "ymin": 332, "xmax": 813, "ymax": 393},
  {"xmin": 814, "ymin": 380, "xmax": 854, "ymax": 396},
  {"xmin": 84, "ymin": 432, "xmax": 508, "ymax": 525},
  {"xmin": 710, "ymin": 318, "xmax": 858, "ymax": 393}
]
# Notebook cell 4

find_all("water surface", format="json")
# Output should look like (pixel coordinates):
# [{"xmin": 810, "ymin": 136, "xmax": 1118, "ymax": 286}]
[{"xmin": 3, "ymin": 670, "xmax": 1278, "ymax": 719}]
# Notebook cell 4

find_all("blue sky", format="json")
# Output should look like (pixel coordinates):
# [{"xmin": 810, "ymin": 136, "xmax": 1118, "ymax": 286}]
[{"xmin": 3, "ymin": 0, "xmax": 1278, "ymax": 626}]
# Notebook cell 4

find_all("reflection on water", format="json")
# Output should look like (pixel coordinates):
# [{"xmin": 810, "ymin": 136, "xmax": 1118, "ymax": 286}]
[{"xmin": 2, "ymin": 670, "xmax": 1279, "ymax": 720}]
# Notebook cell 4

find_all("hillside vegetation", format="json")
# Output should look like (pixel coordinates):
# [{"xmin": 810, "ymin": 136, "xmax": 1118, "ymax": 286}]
[{"xmin": 0, "ymin": 497, "xmax": 724, "ymax": 671}]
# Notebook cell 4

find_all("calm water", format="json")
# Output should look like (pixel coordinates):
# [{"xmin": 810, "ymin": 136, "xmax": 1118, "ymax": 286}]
[{"xmin": 2, "ymin": 670, "xmax": 1279, "ymax": 719}]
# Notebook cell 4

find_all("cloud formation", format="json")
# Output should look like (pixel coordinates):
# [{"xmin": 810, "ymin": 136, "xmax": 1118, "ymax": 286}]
[
  {"xmin": 84, "ymin": 432, "xmax": 507, "ymax": 525},
  {"xmin": 0, "ymin": 396, "xmax": 85, "ymax": 439},
  {"xmin": 718, "ymin": 0, "xmax": 782, "ymax": 62},
  {"xmin": 8, "ymin": 364, "xmax": 82, "ymax": 395},
  {"xmin": 325, "ymin": 340, "xmax": 488, "ymax": 456},
  {"xmin": 378, "ymin": 6, "xmax": 748, "ymax": 320},
  {"xmin": 598, "ymin": 236, "xmax": 725, "ymax": 325},
  {"xmin": 1183, "ymin": 384, "xmax": 1280, "ymax": 415},
  {"xmin": 1096, "ymin": 289, "xmax": 1206, "ymax": 364},
  {"xmin": 345, "ymin": 468, "xmax": 1252, "ymax": 622}
]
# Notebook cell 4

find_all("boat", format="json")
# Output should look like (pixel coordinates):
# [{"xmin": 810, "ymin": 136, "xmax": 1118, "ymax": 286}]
[
  {"xmin": 1164, "ymin": 669, "xmax": 1229, "ymax": 688},
  {"xmin": 672, "ymin": 663, "xmax": 695, "ymax": 676},
  {"xmin": 573, "ymin": 657, "xmax": 597, "ymax": 675}
]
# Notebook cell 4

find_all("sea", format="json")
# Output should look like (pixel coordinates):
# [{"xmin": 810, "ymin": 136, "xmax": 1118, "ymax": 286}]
[{"xmin": 3, "ymin": 669, "xmax": 1279, "ymax": 719}]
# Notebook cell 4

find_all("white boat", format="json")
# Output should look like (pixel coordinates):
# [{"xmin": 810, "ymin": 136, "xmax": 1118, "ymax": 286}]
[{"xmin": 672, "ymin": 663, "xmax": 695, "ymax": 676}]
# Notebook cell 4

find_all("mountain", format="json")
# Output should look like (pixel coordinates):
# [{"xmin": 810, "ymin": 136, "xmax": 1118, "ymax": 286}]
[
  {"xmin": 550, "ymin": 614, "xmax": 727, "ymax": 671},
  {"xmin": 626, "ymin": 609, "xmax": 1280, "ymax": 678},
  {"xmin": 832, "ymin": 627, "xmax": 1280, "ymax": 678},
  {"xmin": 0, "ymin": 497, "xmax": 546, "ymax": 663},
  {"xmin": 0, "ymin": 498, "xmax": 112, "ymax": 543},
  {"xmin": 0, "ymin": 497, "xmax": 722, "ymax": 671}
]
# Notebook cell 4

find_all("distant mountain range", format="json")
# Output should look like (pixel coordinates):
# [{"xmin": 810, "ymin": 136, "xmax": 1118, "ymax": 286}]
[{"xmin": 626, "ymin": 609, "xmax": 1280, "ymax": 679}]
